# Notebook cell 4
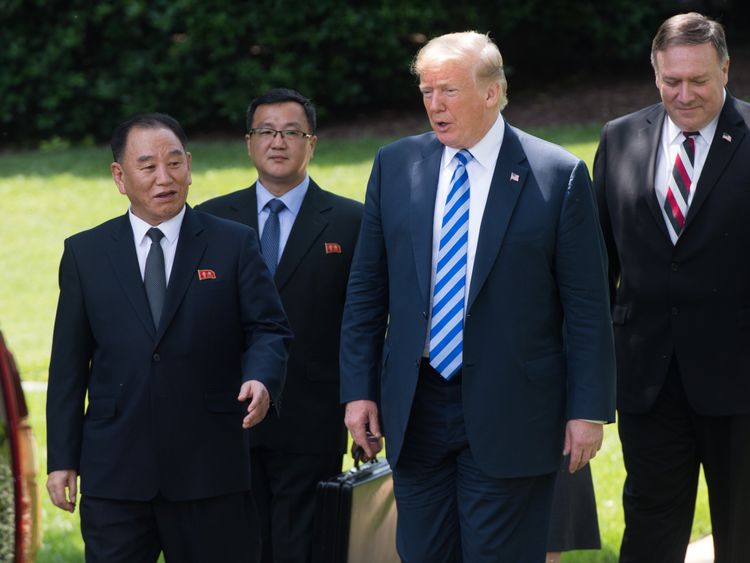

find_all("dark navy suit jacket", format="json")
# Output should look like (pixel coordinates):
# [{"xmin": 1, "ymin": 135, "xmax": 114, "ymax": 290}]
[
  {"xmin": 340, "ymin": 123, "xmax": 616, "ymax": 478},
  {"xmin": 47, "ymin": 206, "xmax": 291, "ymax": 501},
  {"xmin": 594, "ymin": 94, "xmax": 750, "ymax": 415}
]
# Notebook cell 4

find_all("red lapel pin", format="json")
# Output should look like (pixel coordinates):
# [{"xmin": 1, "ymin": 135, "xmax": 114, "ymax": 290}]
[
  {"xmin": 325, "ymin": 242, "xmax": 342, "ymax": 254},
  {"xmin": 197, "ymin": 269, "xmax": 217, "ymax": 280}
]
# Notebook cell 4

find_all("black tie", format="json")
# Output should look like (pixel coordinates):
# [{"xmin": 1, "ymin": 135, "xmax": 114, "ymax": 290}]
[
  {"xmin": 144, "ymin": 228, "xmax": 166, "ymax": 328},
  {"xmin": 260, "ymin": 199, "xmax": 285, "ymax": 276}
]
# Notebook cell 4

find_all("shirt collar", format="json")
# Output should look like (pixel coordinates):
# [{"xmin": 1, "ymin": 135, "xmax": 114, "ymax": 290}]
[
  {"xmin": 665, "ymin": 89, "xmax": 725, "ymax": 146},
  {"xmin": 442, "ymin": 114, "xmax": 505, "ymax": 170},
  {"xmin": 129, "ymin": 205, "xmax": 186, "ymax": 246},
  {"xmin": 256, "ymin": 176, "xmax": 310, "ymax": 217}
]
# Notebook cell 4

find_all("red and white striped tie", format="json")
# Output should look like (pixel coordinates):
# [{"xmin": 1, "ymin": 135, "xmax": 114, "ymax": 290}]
[{"xmin": 664, "ymin": 131, "xmax": 698, "ymax": 236}]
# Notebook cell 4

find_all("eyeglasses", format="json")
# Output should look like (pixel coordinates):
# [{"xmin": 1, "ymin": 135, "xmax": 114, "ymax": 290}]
[{"xmin": 248, "ymin": 128, "xmax": 313, "ymax": 141}]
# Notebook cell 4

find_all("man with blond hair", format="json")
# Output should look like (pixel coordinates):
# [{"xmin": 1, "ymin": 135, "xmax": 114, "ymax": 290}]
[
  {"xmin": 340, "ymin": 31, "xmax": 615, "ymax": 562},
  {"xmin": 594, "ymin": 13, "xmax": 750, "ymax": 563}
]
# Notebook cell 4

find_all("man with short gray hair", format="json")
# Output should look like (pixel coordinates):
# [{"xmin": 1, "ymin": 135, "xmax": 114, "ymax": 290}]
[{"xmin": 594, "ymin": 12, "xmax": 750, "ymax": 563}]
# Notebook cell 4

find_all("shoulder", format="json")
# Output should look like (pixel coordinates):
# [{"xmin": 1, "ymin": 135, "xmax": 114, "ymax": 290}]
[
  {"xmin": 64, "ymin": 214, "xmax": 126, "ymax": 249},
  {"xmin": 192, "ymin": 207, "xmax": 254, "ymax": 237},
  {"xmin": 378, "ymin": 131, "xmax": 439, "ymax": 160},
  {"xmin": 603, "ymin": 102, "xmax": 664, "ymax": 133},
  {"xmin": 510, "ymin": 125, "xmax": 581, "ymax": 167},
  {"xmin": 311, "ymin": 181, "xmax": 363, "ymax": 218},
  {"xmin": 194, "ymin": 186, "xmax": 254, "ymax": 214}
]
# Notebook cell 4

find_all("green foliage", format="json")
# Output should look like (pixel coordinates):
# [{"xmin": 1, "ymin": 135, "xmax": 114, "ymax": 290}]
[{"xmin": 0, "ymin": 0, "xmax": 675, "ymax": 146}]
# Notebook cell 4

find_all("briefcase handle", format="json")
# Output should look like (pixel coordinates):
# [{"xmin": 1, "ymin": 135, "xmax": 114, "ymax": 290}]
[{"xmin": 351, "ymin": 444, "xmax": 378, "ymax": 469}]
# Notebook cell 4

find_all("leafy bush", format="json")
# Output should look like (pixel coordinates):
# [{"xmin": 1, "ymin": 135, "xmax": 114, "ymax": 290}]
[{"xmin": 0, "ymin": 0, "xmax": 734, "ymax": 146}]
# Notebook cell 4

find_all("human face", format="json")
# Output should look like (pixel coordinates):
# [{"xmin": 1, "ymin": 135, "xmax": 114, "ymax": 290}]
[
  {"xmin": 419, "ymin": 59, "xmax": 500, "ymax": 149},
  {"xmin": 654, "ymin": 42, "xmax": 729, "ymax": 132},
  {"xmin": 111, "ymin": 126, "xmax": 192, "ymax": 226},
  {"xmin": 246, "ymin": 101, "xmax": 317, "ymax": 196}
]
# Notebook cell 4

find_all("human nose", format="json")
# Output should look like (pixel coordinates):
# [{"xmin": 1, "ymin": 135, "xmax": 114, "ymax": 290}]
[
  {"xmin": 155, "ymin": 164, "xmax": 172, "ymax": 184},
  {"xmin": 428, "ymin": 92, "xmax": 444, "ymax": 112},
  {"xmin": 677, "ymin": 81, "xmax": 693, "ymax": 102},
  {"xmin": 270, "ymin": 130, "xmax": 287, "ymax": 147}
]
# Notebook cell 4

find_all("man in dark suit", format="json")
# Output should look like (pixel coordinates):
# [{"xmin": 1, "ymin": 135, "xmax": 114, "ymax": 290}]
[
  {"xmin": 594, "ymin": 13, "xmax": 750, "ymax": 563},
  {"xmin": 340, "ymin": 32, "xmax": 616, "ymax": 562},
  {"xmin": 196, "ymin": 89, "xmax": 362, "ymax": 563},
  {"xmin": 46, "ymin": 113, "xmax": 292, "ymax": 562}
]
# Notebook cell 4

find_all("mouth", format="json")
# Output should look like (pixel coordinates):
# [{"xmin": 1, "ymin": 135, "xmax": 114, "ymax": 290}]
[
  {"xmin": 154, "ymin": 190, "xmax": 178, "ymax": 201},
  {"xmin": 432, "ymin": 120, "xmax": 451, "ymax": 131}
]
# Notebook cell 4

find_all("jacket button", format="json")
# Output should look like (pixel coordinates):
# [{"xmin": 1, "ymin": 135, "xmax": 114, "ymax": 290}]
[
  {"xmin": 153, "ymin": 353, "xmax": 161, "ymax": 362},
  {"xmin": 671, "ymin": 307, "xmax": 679, "ymax": 316},
  {"xmin": 671, "ymin": 262, "xmax": 679, "ymax": 271}
]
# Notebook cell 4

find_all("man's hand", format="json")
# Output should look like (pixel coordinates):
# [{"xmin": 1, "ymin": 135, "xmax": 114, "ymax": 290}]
[
  {"xmin": 563, "ymin": 419, "xmax": 603, "ymax": 473},
  {"xmin": 47, "ymin": 469, "xmax": 78, "ymax": 513},
  {"xmin": 345, "ymin": 400, "xmax": 383, "ymax": 461},
  {"xmin": 238, "ymin": 380, "xmax": 270, "ymax": 429}
]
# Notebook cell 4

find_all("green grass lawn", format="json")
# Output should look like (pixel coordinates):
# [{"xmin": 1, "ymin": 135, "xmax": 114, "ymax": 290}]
[{"xmin": 3, "ymin": 125, "xmax": 711, "ymax": 561}]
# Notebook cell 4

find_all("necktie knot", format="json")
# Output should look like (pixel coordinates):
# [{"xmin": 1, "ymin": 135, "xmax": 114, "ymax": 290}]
[
  {"xmin": 266, "ymin": 199, "xmax": 285, "ymax": 214},
  {"xmin": 147, "ymin": 227, "xmax": 165, "ymax": 244},
  {"xmin": 455, "ymin": 149, "xmax": 473, "ymax": 167}
]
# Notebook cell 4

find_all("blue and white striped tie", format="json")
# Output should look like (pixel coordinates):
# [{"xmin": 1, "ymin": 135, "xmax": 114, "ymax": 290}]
[{"xmin": 429, "ymin": 149, "xmax": 472, "ymax": 380}]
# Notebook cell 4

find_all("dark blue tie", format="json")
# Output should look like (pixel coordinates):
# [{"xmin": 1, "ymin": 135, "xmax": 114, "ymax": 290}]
[
  {"xmin": 260, "ymin": 199, "xmax": 285, "ymax": 276},
  {"xmin": 144, "ymin": 228, "xmax": 166, "ymax": 328}
]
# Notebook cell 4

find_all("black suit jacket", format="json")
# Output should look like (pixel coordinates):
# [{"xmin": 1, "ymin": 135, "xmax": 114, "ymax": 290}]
[
  {"xmin": 197, "ymin": 180, "xmax": 363, "ymax": 454},
  {"xmin": 594, "ymin": 93, "xmax": 750, "ymax": 415},
  {"xmin": 46, "ymin": 206, "xmax": 292, "ymax": 500}
]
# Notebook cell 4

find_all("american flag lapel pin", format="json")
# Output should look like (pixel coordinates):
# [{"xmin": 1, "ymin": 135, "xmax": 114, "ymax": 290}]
[
  {"xmin": 197, "ymin": 269, "xmax": 217, "ymax": 280},
  {"xmin": 325, "ymin": 242, "xmax": 342, "ymax": 254},
  {"xmin": 510, "ymin": 172, "xmax": 520, "ymax": 182},
  {"xmin": 722, "ymin": 132, "xmax": 732, "ymax": 142}
]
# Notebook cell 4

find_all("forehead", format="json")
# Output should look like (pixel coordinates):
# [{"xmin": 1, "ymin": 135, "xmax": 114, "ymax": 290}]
[
  {"xmin": 124, "ymin": 126, "xmax": 184, "ymax": 158},
  {"xmin": 419, "ymin": 58, "xmax": 475, "ymax": 85},
  {"xmin": 252, "ymin": 101, "xmax": 309, "ymax": 127},
  {"xmin": 655, "ymin": 42, "xmax": 722, "ymax": 75}
]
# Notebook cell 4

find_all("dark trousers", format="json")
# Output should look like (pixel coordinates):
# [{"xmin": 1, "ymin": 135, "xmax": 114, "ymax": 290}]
[
  {"xmin": 392, "ymin": 363, "xmax": 557, "ymax": 563},
  {"xmin": 80, "ymin": 491, "xmax": 260, "ymax": 563},
  {"xmin": 250, "ymin": 448, "xmax": 342, "ymax": 563},
  {"xmin": 619, "ymin": 357, "xmax": 750, "ymax": 563}
]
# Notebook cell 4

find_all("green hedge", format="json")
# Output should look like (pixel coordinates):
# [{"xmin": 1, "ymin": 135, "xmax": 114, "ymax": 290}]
[{"xmin": 1, "ymin": 0, "xmax": 726, "ymax": 146}]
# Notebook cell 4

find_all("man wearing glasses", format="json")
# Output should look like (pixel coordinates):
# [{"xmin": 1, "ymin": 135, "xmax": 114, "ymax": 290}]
[{"xmin": 197, "ymin": 88, "xmax": 363, "ymax": 563}]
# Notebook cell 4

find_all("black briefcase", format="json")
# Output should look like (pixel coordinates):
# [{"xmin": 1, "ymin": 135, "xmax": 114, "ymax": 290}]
[{"xmin": 311, "ymin": 449, "xmax": 399, "ymax": 563}]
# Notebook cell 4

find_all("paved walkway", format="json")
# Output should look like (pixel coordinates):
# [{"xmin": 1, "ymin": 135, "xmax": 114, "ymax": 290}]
[{"xmin": 685, "ymin": 535, "xmax": 714, "ymax": 563}]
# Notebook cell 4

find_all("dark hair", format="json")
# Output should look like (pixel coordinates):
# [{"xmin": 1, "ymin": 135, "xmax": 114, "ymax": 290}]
[
  {"xmin": 111, "ymin": 112, "xmax": 188, "ymax": 162},
  {"xmin": 245, "ymin": 88, "xmax": 316, "ymax": 134},
  {"xmin": 651, "ymin": 12, "xmax": 729, "ymax": 69}
]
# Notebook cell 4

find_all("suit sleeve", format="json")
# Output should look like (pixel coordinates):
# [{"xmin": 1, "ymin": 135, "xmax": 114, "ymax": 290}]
[
  {"xmin": 237, "ymin": 229, "xmax": 292, "ymax": 412},
  {"xmin": 555, "ymin": 160, "xmax": 616, "ymax": 423},
  {"xmin": 339, "ymin": 150, "xmax": 389, "ymax": 404},
  {"xmin": 46, "ymin": 240, "xmax": 93, "ymax": 473}
]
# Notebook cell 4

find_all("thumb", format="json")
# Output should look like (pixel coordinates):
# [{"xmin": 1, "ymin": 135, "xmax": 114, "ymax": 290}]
[{"xmin": 368, "ymin": 409, "xmax": 382, "ymax": 438}]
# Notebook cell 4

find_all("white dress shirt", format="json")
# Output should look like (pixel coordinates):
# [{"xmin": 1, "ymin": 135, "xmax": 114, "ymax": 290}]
[
  {"xmin": 129, "ymin": 206, "xmax": 186, "ymax": 284},
  {"xmin": 655, "ymin": 91, "xmax": 724, "ymax": 244},
  {"xmin": 256, "ymin": 177, "xmax": 310, "ymax": 261}
]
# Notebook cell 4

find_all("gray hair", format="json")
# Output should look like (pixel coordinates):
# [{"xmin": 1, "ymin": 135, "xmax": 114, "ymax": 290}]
[{"xmin": 411, "ymin": 31, "xmax": 508, "ymax": 111}]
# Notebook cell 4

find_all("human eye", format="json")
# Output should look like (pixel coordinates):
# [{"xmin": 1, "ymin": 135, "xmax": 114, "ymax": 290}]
[
  {"xmin": 282, "ymin": 130, "xmax": 303, "ymax": 139},
  {"xmin": 256, "ymin": 128, "xmax": 275, "ymax": 138},
  {"xmin": 421, "ymin": 88, "xmax": 433, "ymax": 97},
  {"xmin": 140, "ymin": 164, "xmax": 156, "ymax": 172}
]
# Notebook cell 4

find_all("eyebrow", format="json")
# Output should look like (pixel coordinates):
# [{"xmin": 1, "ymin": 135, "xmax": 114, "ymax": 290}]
[
  {"xmin": 257, "ymin": 121, "xmax": 304, "ymax": 129},
  {"xmin": 135, "ymin": 149, "xmax": 184, "ymax": 163}
]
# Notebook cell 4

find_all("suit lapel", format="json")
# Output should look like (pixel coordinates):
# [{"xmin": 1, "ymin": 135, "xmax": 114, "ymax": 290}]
[
  {"xmin": 467, "ymin": 126, "xmax": 527, "ymax": 310},
  {"xmin": 411, "ymin": 137, "xmax": 444, "ymax": 306},
  {"xmin": 637, "ymin": 106, "xmax": 671, "ymax": 241},
  {"xmin": 107, "ymin": 214, "xmax": 157, "ymax": 336},
  {"xmin": 684, "ymin": 96, "xmax": 746, "ymax": 232},
  {"xmin": 274, "ymin": 181, "xmax": 330, "ymax": 291},
  {"xmin": 156, "ymin": 206, "xmax": 207, "ymax": 343}
]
